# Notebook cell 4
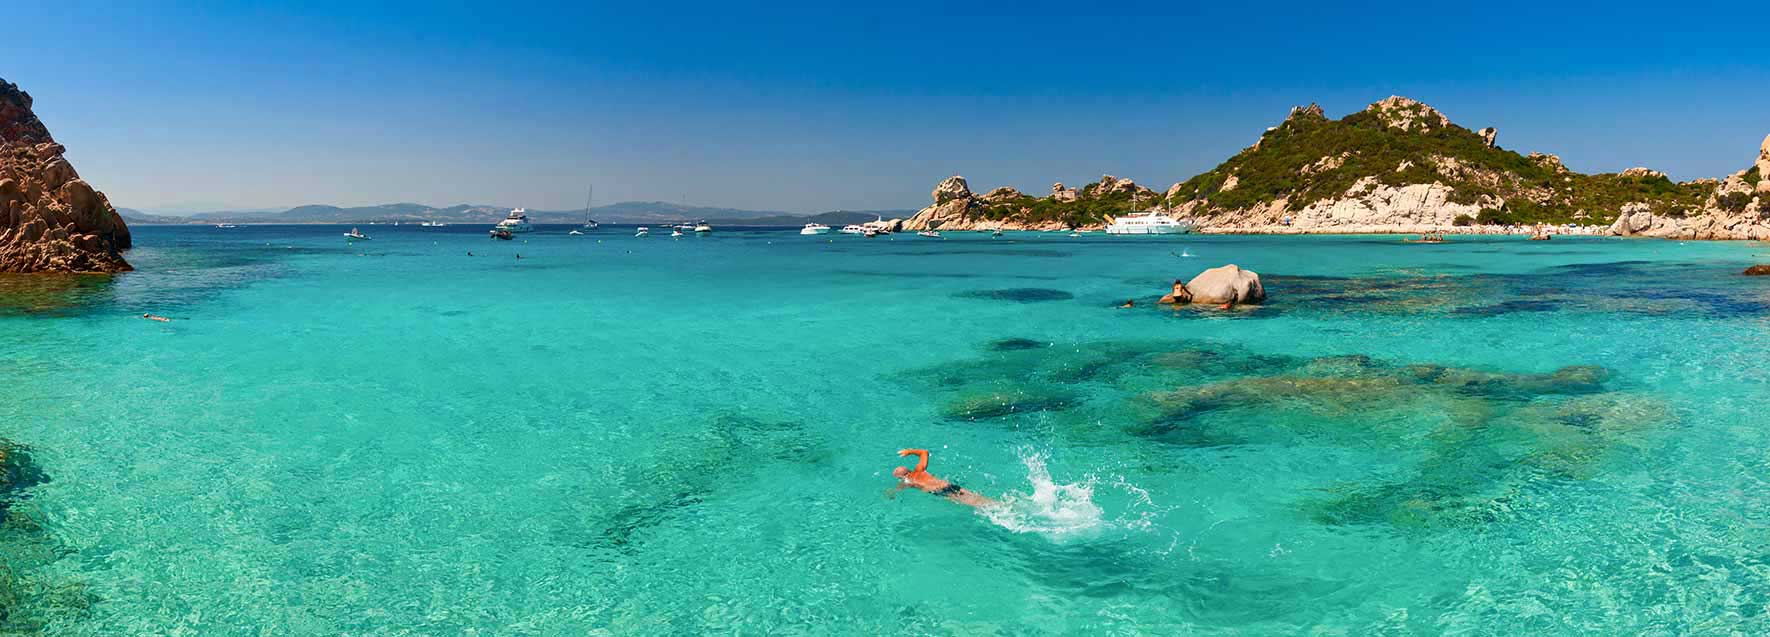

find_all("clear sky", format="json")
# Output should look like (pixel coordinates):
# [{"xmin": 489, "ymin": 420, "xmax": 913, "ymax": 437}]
[{"xmin": 5, "ymin": 1, "xmax": 1767, "ymax": 213}]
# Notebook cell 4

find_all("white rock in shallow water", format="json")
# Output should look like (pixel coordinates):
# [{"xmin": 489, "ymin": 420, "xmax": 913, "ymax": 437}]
[{"xmin": 1184, "ymin": 264, "xmax": 1265, "ymax": 305}]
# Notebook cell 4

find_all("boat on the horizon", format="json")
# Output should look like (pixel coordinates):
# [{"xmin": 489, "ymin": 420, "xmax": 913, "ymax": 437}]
[
  {"xmin": 917, "ymin": 230, "xmax": 941, "ymax": 238},
  {"xmin": 694, "ymin": 221, "xmax": 712, "ymax": 234},
  {"xmin": 635, "ymin": 226, "xmax": 650, "ymax": 237},
  {"xmin": 581, "ymin": 186, "xmax": 599, "ymax": 230},
  {"xmin": 800, "ymin": 223, "xmax": 832, "ymax": 235},
  {"xmin": 214, "ymin": 223, "xmax": 238, "ymax": 229},
  {"xmin": 493, "ymin": 208, "xmax": 533, "ymax": 234},
  {"xmin": 344, "ymin": 227, "xmax": 370, "ymax": 240},
  {"xmin": 839, "ymin": 224, "xmax": 865, "ymax": 235},
  {"xmin": 1105, "ymin": 211, "xmax": 1191, "ymax": 235},
  {"xmin": 420, "ymin": 220, "xmax": 449, "ymax": 227}
]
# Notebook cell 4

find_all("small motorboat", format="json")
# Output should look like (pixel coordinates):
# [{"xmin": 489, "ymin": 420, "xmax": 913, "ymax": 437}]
[
  {"xmin": 215, "ymin": 223, "xmax": 238, "ymax": 229},
  {"xmin": 671, "ymin": 229, "xmax": 684, "ymax": 237},
  {"xmin": 694, "ymin": 221, "xmax": 712, "ymax": 234},
  {"xmin": 1068, "ymin": 231, "xmax": 1081, "ymax": 237},
  {"xmin": 839, "ymin": 225, "xmax": 866, "ymax": 235},
  {"xmin": 568, "ymin": 229, "xmax": 584, "ymax": 235},
  {"xmin": 344, "ymin": 228, "xmax": 371, "ymax": 240},
  {"xmin": 917, "ymin": 230, "xmax": 941, "ymax": 238},
  {"xmin": 801, "ymin": 223, "xmax": 832, "ymax": 235},
  {"xmin": 862, "ymin": 228, "xmax": 880, "ymax": 238},
  {"xmin": 992, "ymin": 229, "xmax": 1003, "ymax": 237},
  {"xmin": 635, "ymin": 227, "xmax": 650, "ymax": 237},
  {"xmin": 490, "ymin": 228, "xmax": 514, "ymax": 240}
]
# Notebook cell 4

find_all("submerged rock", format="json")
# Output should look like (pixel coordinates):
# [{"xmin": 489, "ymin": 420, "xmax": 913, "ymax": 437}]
[
  {"xmin": 941, "ymin": 387, "xmax": 1079, "ymax": 420},
  {"xmin": 0, "ymin": 78, "xmax": 131, "ymax": 273},
  {"xmin": 954, "ymin": 288, "xmax": 1074, "ymax": 303},
  {"xmin": 986, "ymin": 337, "xmax": 1047, "ymax": 351}
]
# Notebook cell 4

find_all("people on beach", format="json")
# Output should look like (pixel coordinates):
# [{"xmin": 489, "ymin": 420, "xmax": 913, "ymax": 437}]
[
  {"xmin": 892, "ymin": 449, "xmax": 995, "ymax": 508},
  {"xmin": 141, "ymin": 313, "xmax": 170, "ymax": 322}
]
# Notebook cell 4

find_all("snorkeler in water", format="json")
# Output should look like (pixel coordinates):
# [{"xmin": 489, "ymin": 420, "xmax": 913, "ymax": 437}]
[
  {"xmin": 892, "ymin": 449, "xmax": 996, "ymax": 508},
  {"xmin": 141, "ymin": 313, "xmax": 171, "ymax": 322}
]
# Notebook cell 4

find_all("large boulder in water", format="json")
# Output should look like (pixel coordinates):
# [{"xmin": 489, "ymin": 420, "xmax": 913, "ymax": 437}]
[{"xmin": 1184, "ymin": 264, "xmax": 1265, "ymax": 305}]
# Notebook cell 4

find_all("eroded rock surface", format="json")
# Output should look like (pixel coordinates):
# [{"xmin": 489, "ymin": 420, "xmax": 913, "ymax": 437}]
[{"xmin": 0, "ymin": 78, "xmax": 131, "ymax": 272}]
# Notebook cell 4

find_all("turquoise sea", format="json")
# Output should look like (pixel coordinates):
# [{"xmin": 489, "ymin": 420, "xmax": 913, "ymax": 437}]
[{"xmin": 3, "ymin": 224, "xmax": 1769, "ymax": 634}]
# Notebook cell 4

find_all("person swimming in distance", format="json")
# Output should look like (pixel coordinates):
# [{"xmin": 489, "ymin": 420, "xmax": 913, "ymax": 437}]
[
  {"xmin": 1119, "ymin": 298, "xmax": 1135, "ymax": 308},
  {"xmin": 892, "ymin": 449, "xmax": 996, "ymax": 508},
  {"xmin": 141, "ymin": 313, "xmax": 170, "ymax": 322}
]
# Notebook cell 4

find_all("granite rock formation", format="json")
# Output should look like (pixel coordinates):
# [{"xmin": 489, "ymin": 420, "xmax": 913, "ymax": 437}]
[{"xmin": 0, "ymin": 78, "xmax": 130, "ymax": 272}]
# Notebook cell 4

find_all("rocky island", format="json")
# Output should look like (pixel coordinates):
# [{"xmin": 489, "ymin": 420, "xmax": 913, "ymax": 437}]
[
  {"xmin": 0, "ymin": 78, "xmax": 131, "ymax": 273},
  {"xmin": 900, "ymin": 97, "xmax": 1769, "ymax": 239}
]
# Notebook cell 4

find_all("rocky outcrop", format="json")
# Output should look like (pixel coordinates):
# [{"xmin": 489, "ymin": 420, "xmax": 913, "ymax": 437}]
[
  {"xmin": 1527, "ymin": 152, "xmax": 1569, "ymax": 174},
  {"xmin": 1288, "ymin": 103, "xmax": 1326, "ymax": 122},
  {"xmin": 1081, "ymin": 175, "xmax": 1155, "ymax": 199},
  {"xmin": 933, "ymin": 175, "xmax": 971, "ymax": 204},
  {"xmin": 980, "ymin": 186, "xmax": 1022, "ymax": 202},
  {"xmin": 0, "ymin": 79, "xmax": 131, "ymax": 272},
  {"xmin": 1171, "ymin": 265, "xmax": 1265, "ymax": 305},
  {"xmin": 1051, "ymin": 183, "xmax": 1079, "ymax": 202},
  {"xmin": 1744, "ymin": 265, "xmax": 1770, "ymax": 276},
  {"xmin": 1619, "ymin": 167, "xmax": 1666, "ymax": 179},
  {"xmin": 1606, "ymin": 135, "xmax": 1770, "ymax": 240},
  {"xmin": 1366, "ymin": 96, "xmax": 1450, "ymax": 132},
  {"xmin": 1758, "ymin": 134, "xmax": 1770, "ymax": 194}
]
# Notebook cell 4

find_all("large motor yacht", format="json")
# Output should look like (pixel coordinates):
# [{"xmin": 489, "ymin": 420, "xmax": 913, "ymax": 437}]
[{"xmin": 1104, "ymin": 211, "xmax": 1191, "ymax": 235}]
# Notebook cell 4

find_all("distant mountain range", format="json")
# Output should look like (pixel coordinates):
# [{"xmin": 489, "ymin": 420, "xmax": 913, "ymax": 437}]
[{"xmin": 117, "ymin": 202, "xmax": 914, "ymax": 227}]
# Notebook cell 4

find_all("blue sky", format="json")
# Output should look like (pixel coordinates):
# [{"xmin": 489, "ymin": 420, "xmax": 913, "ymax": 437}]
[{"xmin": 5, "ymin": 1, "xmax": 1767, "ymax": 213}]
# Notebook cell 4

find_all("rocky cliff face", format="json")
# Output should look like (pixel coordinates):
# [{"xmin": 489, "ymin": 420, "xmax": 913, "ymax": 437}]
[
  {"xmin": 0, "ymin": 79, "xmax": 131, "ymax": 272},
  {"xmin": 1607, "ymin": 135, "xmax": 1770, "ymax": 240}
]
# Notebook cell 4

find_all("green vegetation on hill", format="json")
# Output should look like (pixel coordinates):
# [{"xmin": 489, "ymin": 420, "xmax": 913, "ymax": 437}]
[
  {"xmin": 1165, "ymin": 107, "xmax": 1712, "ymax": 225},
  {"xmin": 975, "ymin": 187, "xmax": 1157, "ymax": 229}
]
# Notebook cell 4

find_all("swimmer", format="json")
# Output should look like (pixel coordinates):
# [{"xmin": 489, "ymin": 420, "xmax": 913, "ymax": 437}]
[
  {"xmin": 141, "ymin": 313, "xmax": 170, "ymax": 322},
  {"xmin": 891, "ymin": 449, "xmax": 996, "ymax": 508},
  {"xmin": 1119, "ymin": 299, "xmax": 1135, "ymax": 309}
]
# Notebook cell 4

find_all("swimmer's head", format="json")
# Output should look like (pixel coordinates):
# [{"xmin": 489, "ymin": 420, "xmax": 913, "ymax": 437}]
[
  {"xmin": 893, "ymin": 466, "xmax": 910, "ymax": 478},
  {"xmin": 142, "ymin": 313, "xmax": 149, "ymax": 317}
]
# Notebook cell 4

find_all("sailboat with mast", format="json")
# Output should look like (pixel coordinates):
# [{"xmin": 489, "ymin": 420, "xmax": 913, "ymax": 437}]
[{"xmin": 581, "ymin": 185, "xmax": 599, "ymax": 230}]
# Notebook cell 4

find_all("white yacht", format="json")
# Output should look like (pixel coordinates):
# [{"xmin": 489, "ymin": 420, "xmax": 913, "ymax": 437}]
[
  {"xmin": 214, "ymin": 223, "xmax": 238, "ymax": 229},
  {"xmin": 800, "ymin": 223, "xmax": 832, "ymax": 235},
  {"xmin": 839, "ymin": 224, "xmax": 866, "ymax": 235},
  {"xmin": 917, "ymin": 230, "xmax": 941, "ymax": 238},
  {"xmin": 419, "ymin": 220, "xmax": 449, "ymax": 228},
  {"xmin": 1104, "ymin": 211, "xmax": 1191, "ymax": 235},
  {"xmin": 635, "ymin": 226, "xmax": 650, "ymax": 237},
  {"xmin": 694, "ymin": 221, "xmax": 712, "ymax": 234},
  {"xmin": 494, "ymin": 208, "xmax": 534, "ymax": 233}
]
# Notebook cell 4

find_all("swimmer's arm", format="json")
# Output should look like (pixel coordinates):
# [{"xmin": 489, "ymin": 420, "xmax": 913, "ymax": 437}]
[{"xmin": 897, "ymin": 449, "xmax": 929, "ymax": 472}]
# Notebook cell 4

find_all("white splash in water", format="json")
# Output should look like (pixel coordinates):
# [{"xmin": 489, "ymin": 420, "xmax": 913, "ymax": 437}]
[{"xmin": 981, "ymin": 450, "xmax": 1105, "ymax": 540}]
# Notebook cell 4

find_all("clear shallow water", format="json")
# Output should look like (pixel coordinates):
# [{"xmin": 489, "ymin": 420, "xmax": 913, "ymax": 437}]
[{"xmin": 2, "ymin": 225, "xmax": 1769, "ymax": 634}]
